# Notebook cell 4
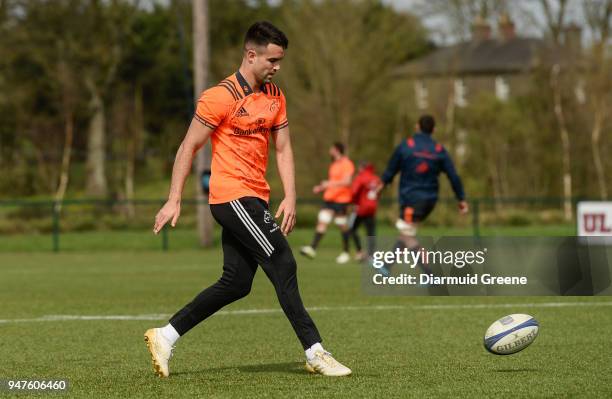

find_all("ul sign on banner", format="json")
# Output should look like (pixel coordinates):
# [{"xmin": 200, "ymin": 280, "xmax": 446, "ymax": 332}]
[{"xmin": 578, "ymin": 202, "xmax": 612, "ymax": 239}]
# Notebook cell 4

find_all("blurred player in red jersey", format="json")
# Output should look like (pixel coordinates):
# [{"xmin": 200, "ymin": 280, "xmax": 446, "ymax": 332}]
[{"xmin": 349, "ymin": 161, "xmax": 381, "ymax": 262}]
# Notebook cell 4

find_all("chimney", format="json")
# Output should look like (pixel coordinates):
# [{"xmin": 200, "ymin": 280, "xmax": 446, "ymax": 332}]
[
  {"xmin": 499, "ymin": 13, "xmax": 516, "ymax": 41},
  {"xmin": 472, "ymin": 15, "xmax": 491, "ymax": 41}
]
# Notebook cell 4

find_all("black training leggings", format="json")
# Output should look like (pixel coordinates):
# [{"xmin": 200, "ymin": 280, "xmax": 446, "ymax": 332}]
[{"xmin": 169, "ymin": 196, "xmax": 321, "ymax": 350}]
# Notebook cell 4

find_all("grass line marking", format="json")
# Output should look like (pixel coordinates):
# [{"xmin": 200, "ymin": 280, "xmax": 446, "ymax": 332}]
[{"xmin": 1, "ymin": 301, "xmax": 611, "ymax": 324}]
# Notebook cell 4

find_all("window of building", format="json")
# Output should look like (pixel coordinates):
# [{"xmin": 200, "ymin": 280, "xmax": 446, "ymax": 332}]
[
  {"xmin": 495, "ymin": 76, "xmax": 510, "ymax": 102},
  {"xmin": 414, "ymin": 80, "xmax": 428, "ymax": 110},
  {"xmin": 456, "ymin": 129, "xmax": 467, "ymax": 166},
  {"xmin": 574, "ymin": 79, "xmax": 586, "ymax": 105},
  {"xmin": 454, "ymin": 79, "xmax": 467, "ymax": 107}
]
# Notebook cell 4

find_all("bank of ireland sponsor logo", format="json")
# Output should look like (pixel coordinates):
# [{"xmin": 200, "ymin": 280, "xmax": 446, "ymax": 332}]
[{"xmin": 232, "ymin": 125, "xmax": 270, "ymax": 136}]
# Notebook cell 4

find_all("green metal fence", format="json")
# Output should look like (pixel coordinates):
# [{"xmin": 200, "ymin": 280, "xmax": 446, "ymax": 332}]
[{"xmin": 0, "ymin": 197, "xmax": 582, "ymax": 252}]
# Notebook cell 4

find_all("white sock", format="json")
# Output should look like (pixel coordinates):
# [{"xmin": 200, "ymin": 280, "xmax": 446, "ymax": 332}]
[
  {"xmin": 160, "ymin": 323, "xmax": 180, "ymax": 345},
  {"xmin": 305, "ymin": 342, "xmax": 324, "ymax": 360}
]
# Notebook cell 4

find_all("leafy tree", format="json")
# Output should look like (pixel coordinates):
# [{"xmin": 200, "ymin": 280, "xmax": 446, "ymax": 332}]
[{"xmin": 276, "ymin": 0, "xmax": 428, "ymax": 194}]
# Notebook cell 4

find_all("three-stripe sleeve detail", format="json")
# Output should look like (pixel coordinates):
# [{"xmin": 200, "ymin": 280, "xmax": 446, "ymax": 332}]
[
  {"xmin": 271, "ymin": 121, "xmax": 289, "ymax": 132},
  {"xmin": 193, "ymin": 114, "xmax": 217, "ymax": 129}
]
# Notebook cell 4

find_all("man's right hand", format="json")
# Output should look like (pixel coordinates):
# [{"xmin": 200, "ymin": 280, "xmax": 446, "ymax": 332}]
[
  {"xmin": 313, "ymin": 180, "xmax": 328, "ymax": 194},
  {"xmin": 458, "ymin": 200, "xmax": 469, "ymax": 215},
  {"xmin": 153, "ymin": 200, "xmax": 181, "ymax": 234}
]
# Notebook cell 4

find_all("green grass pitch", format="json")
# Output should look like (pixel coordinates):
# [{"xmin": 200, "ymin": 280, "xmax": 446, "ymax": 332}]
[{"xmin": 1, "ymin": 229, "xmax": 611, "ymax": 398}]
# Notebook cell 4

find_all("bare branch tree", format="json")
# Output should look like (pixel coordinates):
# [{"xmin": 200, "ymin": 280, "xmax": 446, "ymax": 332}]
[
  {"xmin": 550, "ymin": 64, "xmax": 573, "ymax": 220},
  {"xmin": 193, "ymin": 0, "xmax": 214, "ymax": 247},
  {"xmin": 539, "ymin": 0, "xmax": 570, "ymax": 44},
  {"xmin": 418, "ymin": 0, "xmax": 506, "ymax": 42},
  {"xmin": 583, "ymin": 0, "xmax": 611, "ymax": 199}
]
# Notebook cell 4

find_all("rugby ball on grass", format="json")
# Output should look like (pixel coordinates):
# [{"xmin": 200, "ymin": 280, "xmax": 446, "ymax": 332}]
[{"xmin": 484, "ymin": 314, "xmax": 539, "ymax": 355}]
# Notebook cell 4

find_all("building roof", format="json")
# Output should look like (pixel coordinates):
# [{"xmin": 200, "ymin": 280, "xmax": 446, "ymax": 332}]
[{"xmin": 396, "ymin": 37, "xmax": 558, "ymax": 77}]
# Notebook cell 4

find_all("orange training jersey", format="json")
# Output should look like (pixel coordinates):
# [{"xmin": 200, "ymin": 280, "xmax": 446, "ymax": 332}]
[
  {"xmin": 323, "ymin": 156, "xmax": 355, "ymax": 203},
  {"xmin": 194, "ymin": 72, "xmax": 288, "ymax": 204}
]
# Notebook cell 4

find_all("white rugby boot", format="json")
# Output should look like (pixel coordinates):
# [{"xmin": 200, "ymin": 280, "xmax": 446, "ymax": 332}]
[
  {"xmin": 144, "ymin": 328, "xmax": 174, "ymax": 377},
  {"xmin": 336, "ymin": 252, "xmax": 350, "ymax": 264},
  {"xmin": 305, "ymin": 350, "xmax": 352, "ymax": 376},
  {"xmin": 300, "ymin": 245, "xmax": 317, "ymax": 259}
]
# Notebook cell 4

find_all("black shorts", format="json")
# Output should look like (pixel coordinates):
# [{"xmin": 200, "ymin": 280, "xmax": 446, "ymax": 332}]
[
  {"xmin": 400, "ymin": 201, "xmax": 436, "ymax": 223},
  {"xmin": 322, "ymin": 201, "xmax": 350, "ymax": 215}
]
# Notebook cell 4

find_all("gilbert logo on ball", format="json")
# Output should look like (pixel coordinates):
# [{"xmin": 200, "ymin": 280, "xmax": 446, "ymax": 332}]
[{"xmin": 484, "ymin": 314, "xmax": 539, "ymax": 355}]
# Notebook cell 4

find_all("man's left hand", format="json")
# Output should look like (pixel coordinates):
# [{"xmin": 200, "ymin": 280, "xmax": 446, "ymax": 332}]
[{"xmin": 275, "ymin": 197, "xmax": 296, "ymax": 236}]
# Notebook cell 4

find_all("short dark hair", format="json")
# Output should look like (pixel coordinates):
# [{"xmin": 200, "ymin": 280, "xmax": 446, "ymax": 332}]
[
  {"xmin": 244, "ymin": 21, "xmax": 288, "ymax": 50},
  {"xmin": 418, "ymin": 115, "xmax": 435, "ymax": 134},
  {"xmin": 333, "ymin": 142, "xmax": 345, "ymax": 154}
]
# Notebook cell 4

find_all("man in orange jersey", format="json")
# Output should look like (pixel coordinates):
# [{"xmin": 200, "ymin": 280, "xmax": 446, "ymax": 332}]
[
  {"xmin": 300, "ymin": 142, "xmax": 355, "ymax": 264},
  {"xmin": 144, "ymin": 22, "xmax": 351, "ymax": 378}
]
